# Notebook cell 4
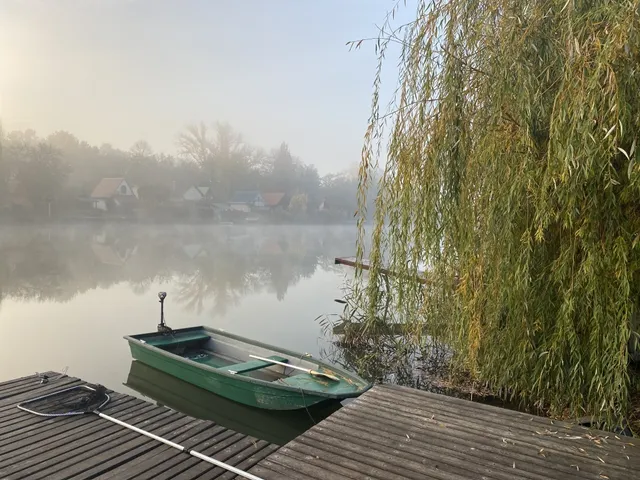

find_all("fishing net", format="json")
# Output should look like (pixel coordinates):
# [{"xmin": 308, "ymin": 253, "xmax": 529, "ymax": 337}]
[{"xmin": 17, "ymin": 385, "xmax": 110, "ymax": 417}]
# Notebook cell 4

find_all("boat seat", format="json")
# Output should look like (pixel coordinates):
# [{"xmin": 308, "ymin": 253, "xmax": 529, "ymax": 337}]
[
  {"xmin": 225, "ymin": 355, "xmax": 288, "ymax": 375},
  {"xmin": 145, "ymin": 332, "xmax": 211, "ymax": 350}
]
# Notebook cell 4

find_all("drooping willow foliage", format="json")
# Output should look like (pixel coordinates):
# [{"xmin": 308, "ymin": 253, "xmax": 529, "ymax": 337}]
[{"xmin": 356, "ymin": 0, "xmax": 640, "ymax": 424}]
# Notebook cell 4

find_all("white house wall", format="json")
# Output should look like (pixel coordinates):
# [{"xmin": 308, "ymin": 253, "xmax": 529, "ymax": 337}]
[
  {"xmin": 183, "ymin": 187, "xmax": 204, "ymax": 201},
  {"xmin": 117, "ymin": 180, "xmax": 137, "ymax": 198},
  {"xmin": 93, "ymin": 200, "xmax": 107, "ymax": 211},
  {"xmin": 229, "ymin": 204, "xmax": 251, "ymax": 213}
]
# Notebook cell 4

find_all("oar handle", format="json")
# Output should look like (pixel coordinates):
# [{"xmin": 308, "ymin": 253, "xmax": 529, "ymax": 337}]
[
  {"xmin": 249, "ymin": 355, "xmax": 340, "ymax": 381},
  {"xmin": 249, "ymin": 355, "xmax": 308, "ymax": 373}
]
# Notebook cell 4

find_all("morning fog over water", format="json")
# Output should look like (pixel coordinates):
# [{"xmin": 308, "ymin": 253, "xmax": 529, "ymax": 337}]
[{"xmin": 0, "ymin": 224, "xmax": 361, "ymax": 395}]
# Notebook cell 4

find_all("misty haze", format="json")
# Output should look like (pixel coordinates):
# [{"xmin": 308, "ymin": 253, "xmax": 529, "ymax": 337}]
[
  {"xmin": 0, "ymin": 0, "xmax": 400, "ymax": 439},
  {"xmin": 0, "ymin": 1, "xmax": 406, "ymax": 225},
  {"xmin": 2, "ymin": 1, "xmax": 639, "ymax": 477},
  {"xmin": 0, "ymin": 3, "xmax": 396, "ymax": 358},
  {"xmin": 0, "ymin": 225, "xmax": 364, "ymax": 391}
]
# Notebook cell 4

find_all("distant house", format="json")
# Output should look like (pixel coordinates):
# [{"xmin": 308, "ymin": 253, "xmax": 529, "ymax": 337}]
[
  {"xmin": 90, "ymin": 178, "xmax": 137, "ymax": 211},
  {"xmin": 228, "ymin": 191, "xmax": 265, "ymax": 213},
  {"xmin": 261, "ymin": 192, "xmax": 290, "ymax": 211},
  {"xmin": 179, "ymin": 185, "xmax": 220, "ymax": 220},
  {"xmin": 182, "ymin": 186, "xmax": 211, "ymax": 202}
]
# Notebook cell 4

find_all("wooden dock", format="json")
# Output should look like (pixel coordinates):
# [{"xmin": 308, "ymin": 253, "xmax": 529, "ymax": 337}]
[
  {"xmin": 0, "ymin": 372, "xmax": 277, "ymax": 479},
  {"xmin": 1, "ymin": 372, "xmax": 638, "ymax": 479},
  {"xmin": 335, "ymin": 256, "xmax": 428, "ymax": 283},
  {"xmin": 248, "ymin": 384, "xmax": 639, "ymax": 480}
]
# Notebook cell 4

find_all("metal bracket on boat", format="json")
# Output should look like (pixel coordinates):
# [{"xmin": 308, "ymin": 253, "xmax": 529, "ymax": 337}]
[{"xmin": 157, "ymin": 292, "xmax": 173, "ymax": 334}]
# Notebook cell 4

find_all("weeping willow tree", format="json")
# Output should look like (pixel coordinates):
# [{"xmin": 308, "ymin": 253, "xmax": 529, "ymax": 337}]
[{"xmin": 357, "ymin": 0, "xmax": 640, "ymax": 425}]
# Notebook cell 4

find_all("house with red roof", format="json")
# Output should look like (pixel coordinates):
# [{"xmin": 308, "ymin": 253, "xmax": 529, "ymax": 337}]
[
  {"xmin": 261, "ymin": 192, "xmax": 290, "ymax": 211},
  {"xmin": 90, "ymin": 178, "xmax": 137, "ymax": 211}
]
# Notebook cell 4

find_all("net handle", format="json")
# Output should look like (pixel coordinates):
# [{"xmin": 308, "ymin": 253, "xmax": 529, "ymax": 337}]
[
  {"xmin": 96, "ymin": 412, "xmax": 264, "ymax": 480},
  {"xmin": 17, "ymin": 386, "xmax": 264, "ymax": 480}
]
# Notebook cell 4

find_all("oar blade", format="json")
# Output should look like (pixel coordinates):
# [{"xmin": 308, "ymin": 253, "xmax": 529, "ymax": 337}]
[{"xmin": 310, "ymin": 370, "xmax": 340, "ymax": 382}]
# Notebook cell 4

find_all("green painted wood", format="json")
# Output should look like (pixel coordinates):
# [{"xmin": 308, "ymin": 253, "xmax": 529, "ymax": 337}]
[
  {"xmin": 125, "ymin": 326, "xmax": 371, "ymax": 410},
  {"xmin": 226, "ymin": 356, "xmax": 288, "ymax": 374},
  {"xmin": 145, "ymin": 331, "xmax": 211, "ymax": 348},
  {"xmin": 187, "ymin": 351, "xmax": 231, "ymax": 368}
]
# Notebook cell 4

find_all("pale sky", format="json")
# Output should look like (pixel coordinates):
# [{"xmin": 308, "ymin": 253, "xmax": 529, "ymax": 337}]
[{"xmin": 0, "ymin": 0, "xmax": 413, "ymax": 174}]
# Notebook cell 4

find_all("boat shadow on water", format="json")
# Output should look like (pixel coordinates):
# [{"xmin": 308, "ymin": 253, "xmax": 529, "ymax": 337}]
[{"xmin": 124, "ymin": 360, "xmax": 343, "ymax": 446}]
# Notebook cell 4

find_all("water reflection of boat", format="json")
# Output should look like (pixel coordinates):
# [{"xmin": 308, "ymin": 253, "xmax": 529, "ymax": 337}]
[{"xmin": 124, "ymin": 360, "xmax": 342, "ymax": 445}]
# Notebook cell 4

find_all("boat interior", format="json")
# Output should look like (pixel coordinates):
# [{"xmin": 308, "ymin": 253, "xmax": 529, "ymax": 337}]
[{"xmin": 136, "ymin": 329, "xmax": 341, "ymax": 388}]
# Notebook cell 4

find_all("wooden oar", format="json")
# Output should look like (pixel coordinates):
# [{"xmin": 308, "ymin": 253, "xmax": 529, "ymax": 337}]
[{"xmin": 249, "ymin": 355, "xmax": 340, "ymax": 382}]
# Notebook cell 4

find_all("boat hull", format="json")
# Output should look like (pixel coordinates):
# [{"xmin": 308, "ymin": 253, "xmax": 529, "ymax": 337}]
[
  {"xmin": 125, "ymin": 360, "xmax": 342, "ymax": 444},
  {"xmin": 126, "ymin": 333, "xmax": 357, "ymax": 410}
]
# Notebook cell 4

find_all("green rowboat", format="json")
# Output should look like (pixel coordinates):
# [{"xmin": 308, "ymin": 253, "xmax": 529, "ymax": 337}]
[{"xmin": 124, "ymin": 293, "xmax": 371, "ymax": 410}]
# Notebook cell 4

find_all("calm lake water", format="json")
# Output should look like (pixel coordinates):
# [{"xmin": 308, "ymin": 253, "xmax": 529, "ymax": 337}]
[{"xmin": 0, "ymin": 224, "xmax": 360, "ymax": 443}]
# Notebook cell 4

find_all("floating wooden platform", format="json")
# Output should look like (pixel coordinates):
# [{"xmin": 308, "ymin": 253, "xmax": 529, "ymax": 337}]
[
  {"xmin": 0, "ymin": 372, "xmax": 277, "ymax": 479},
  {"xmin": 335, "ymin": 256, "xmax": 428, "ymax": 283},
  {"xmin": 1, "ymin": 372, "xmax": 638, "ymax": 479},
  {"xmin": 247, "ymin": 384, "xmax": 639, "ymax": 480}
]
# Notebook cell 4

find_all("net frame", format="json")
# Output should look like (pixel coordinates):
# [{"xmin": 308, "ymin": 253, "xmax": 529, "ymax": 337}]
[
  {"xmin": 16, "ymin": 383, "xmax": 264, "ymax": 480},
  {"xmin": 17, "ymin": 385, "xmax": 111, "ymax": 417}
]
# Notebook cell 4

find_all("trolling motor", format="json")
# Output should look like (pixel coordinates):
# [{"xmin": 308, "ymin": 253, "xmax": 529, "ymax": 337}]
[{"xmin": 157, "ymin": 292, "xmax": 173, "ymax": 334}]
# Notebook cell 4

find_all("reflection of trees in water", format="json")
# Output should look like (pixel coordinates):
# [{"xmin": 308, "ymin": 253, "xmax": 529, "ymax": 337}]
[
  {"xmin": 0, "ymin": 233, "xmax": 85, "ymax": 302},
  {"xmin": 321, "ymin": 333, "xmax": 453, "ymax": 390},
  {"xmin": 175, "ymin": 229, "xmax": 328, "ymax": 313},
  {"xmin": 321, "ymin": 332, "xmax": 491, "ymax": 402},
  {"xmin": 0, "ymin": 225, "xmax": 362, "ymax": 317},
  {"xmin": 129, "ymin": 274, "xmax": 175, "ymax": 296},
  {"xmin": 175, "ymin": 252, "xmax": 262, "ymax": 316},
  {"xmin": 318, "ymin": 279, "xmax": 456, "ymax": 395}
]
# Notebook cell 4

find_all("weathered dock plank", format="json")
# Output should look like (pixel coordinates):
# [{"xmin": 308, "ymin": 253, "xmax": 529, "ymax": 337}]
[
  {"xmin": 2, "ymin": 372, "xmax": 638, "ymax": 479},
  {"xmin": 98, "ymin": 425, "xmax": 232, "ymax": 480},
  {"xmin": 249, "ymin": 384, "xmax": 639, "ymax": 480},
  {"xmin": 0, "ymin": 372, "xmax": 276, "ymax": 480}
]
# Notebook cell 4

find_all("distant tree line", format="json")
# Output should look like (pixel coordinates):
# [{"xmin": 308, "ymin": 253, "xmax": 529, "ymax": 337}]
[{"xmin": 0, "ymin": 122, "xmax": 376, "ymax": 222}]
